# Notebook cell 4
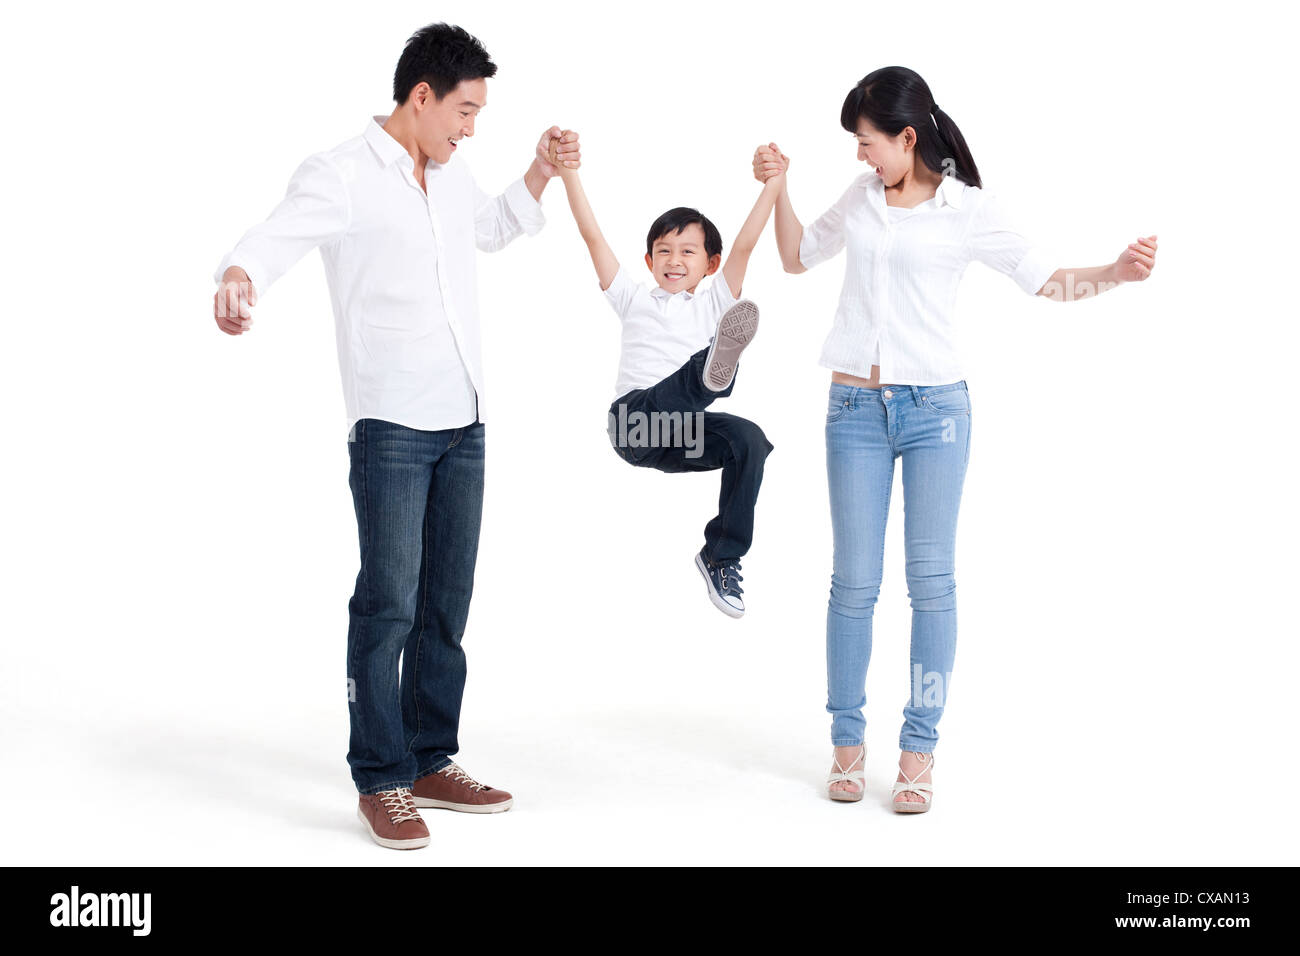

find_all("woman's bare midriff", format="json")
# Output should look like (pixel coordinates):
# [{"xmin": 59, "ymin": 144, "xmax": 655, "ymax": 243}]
[{"xmin": 831, "ymin": 368, "xmax": 894, "ymax": 389}]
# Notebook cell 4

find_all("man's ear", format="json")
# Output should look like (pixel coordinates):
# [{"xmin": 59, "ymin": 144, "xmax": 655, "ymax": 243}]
[
  {"xmin": 412, "ymin": 82, "xmax": 435, "ymax": 111},
  {"xmin": 705, "ymin": 254, "xmax": 721, "ymax": 275}
]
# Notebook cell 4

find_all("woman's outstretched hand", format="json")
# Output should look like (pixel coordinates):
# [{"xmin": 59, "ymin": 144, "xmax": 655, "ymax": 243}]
[
  {"xmin": 1115, "ymin": 234, "xmax": 1158, "ymax": 282},
  {"xmin": 753, "ymin": 142, "xmax": 789, "ymax": 184}
]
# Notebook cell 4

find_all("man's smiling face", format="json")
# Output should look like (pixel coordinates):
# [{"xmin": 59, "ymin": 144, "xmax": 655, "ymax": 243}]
[
  {"xmin": 644, "ymin": 223, "xmax": 720, "ymax": 294},
  {"xmin": 413, "ymin": 77, "xmax": 486, "ymax": 164}
]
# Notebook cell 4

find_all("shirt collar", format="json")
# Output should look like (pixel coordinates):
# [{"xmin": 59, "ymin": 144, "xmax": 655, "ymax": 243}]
[
  {"xmin": 650, "ymin": 283, "xmax": 694, "ymax": 301},
  {"xmin": 364, "ymin": 115, "xmax": 420, "ymax": 170},
  {"xmin": 934, "ymin": 174, "xmax": 964, "ymax": 209},
  {"xmin": 863, "ymin": 170, "xmax": 965, "ymax": 209}
]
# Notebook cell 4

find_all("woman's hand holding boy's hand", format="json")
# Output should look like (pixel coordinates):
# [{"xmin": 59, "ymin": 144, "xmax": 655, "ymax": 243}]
[
  {"xmin": 1113, "ymin": 234, "xmax": 1158, "ymax": 282},
  {"xmin": 753, "ymin": 142, "xmax": 789, "ymax": 185}
]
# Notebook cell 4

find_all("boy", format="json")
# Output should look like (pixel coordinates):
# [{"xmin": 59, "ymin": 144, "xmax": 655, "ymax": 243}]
[{"xmin": 551, "ymin": 138, "xmax": 780, "ymax": 618}]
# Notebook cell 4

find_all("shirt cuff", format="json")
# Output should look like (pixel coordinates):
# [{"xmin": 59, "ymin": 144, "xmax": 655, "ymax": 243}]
[
  {"xmin": 603, "ymin": 264, "xmax": 632, "ymax": 306},
  {"xmin": 711, "ymin": 271, "xmax": 738, "ymax": 309},
  {"xmin": 1012, "ymin": 247, "xmax": 1060, "ymax": 296},
  {"xmin": 798, "ymin": 230, "xmax": 826, "ymax": 270},
  {"xmin": 214, "ymin": 251, "xmax": 265, "ymax": 296},
  {"xmin": 503, "ymin": 176, "xmax": 545, "ymax": 236}
]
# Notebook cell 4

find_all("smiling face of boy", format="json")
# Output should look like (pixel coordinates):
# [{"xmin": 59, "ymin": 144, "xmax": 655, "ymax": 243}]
[{"xmin": 644, "ymin": 223, "xmax": 721, "ymax": 295}]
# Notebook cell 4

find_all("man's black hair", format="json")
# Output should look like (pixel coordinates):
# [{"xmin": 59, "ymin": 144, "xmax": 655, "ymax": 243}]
[
  {"xmin": 392, "ymin": 22, "xmax": 497, "ymax": 104},
  {"xmin": 645, "ymin": 207, "xmax": 723, "ymax": 260}
]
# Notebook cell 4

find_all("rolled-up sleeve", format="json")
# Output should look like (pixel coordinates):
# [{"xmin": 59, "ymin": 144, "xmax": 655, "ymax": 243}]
[
  {"xmin": 473, "ymin": 175, "xmax": 545, "ymax": 252},
  {"xmin": 213, "ymin": 153, "xmax": 351, "ymax": 293},
  {"xmin": 966, "ymin": 191, "xmax": 1059, "ymax": 296},
  {"xmin": 798, "ymin": 178, "xmax": 861, "ymax": 269}
]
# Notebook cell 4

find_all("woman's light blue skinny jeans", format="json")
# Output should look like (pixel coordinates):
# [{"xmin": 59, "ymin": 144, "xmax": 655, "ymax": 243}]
[{"xmin": 825, "ymin": 379, "xmax": 971, "ymax": 754}]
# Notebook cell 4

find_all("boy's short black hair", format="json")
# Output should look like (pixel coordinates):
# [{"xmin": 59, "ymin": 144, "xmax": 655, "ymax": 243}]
[
  {"xmin": 393, "ymin": 22, "xmax": 497, "ymax": 104},
  {"xmin": 646, "ymin": 207, "xmax": 723, "ymax": 260}
]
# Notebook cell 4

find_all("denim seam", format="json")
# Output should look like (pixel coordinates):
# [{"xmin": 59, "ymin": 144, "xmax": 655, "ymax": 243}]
[
  {"xmin": 825, "ymin": 412, "xmax": 894, "ymax": 747},
  {"xmin": 964, "ymin": 407, "xmax": 972, "ymax": 468},
  {"xmin": 359, "ymin": 778, "xmax": 415, "ymax": 795},
  {"xmin": 705, "ymin": 423, "xmax": 746, "ymax": 566},
  {"xmin": 407, "ymin": 487, "xmax": 433, "ymax": 763},
  {"xmin": 349, "ymin": 421, "xmax": 371, "ymax": 780}
]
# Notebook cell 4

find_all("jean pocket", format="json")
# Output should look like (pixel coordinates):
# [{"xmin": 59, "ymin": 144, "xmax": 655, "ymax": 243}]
[
  {"xmin": 920, "ymin": 386, "xmax": 970, "ymax": 417},
  {"xmin": 827, "ymin": 397, "xmax": 850, "ymax": 424}
]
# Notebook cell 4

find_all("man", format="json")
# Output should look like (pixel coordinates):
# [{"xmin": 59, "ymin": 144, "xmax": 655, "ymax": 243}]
[{"xmin": 212, "ymin": 22, "xmax": 580, "ymax": 850}]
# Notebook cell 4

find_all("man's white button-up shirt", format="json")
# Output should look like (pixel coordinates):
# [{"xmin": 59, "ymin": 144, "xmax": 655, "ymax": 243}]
[{"xmin": 214, "ymin": 115, "xmax": 545, "ymax": 435}]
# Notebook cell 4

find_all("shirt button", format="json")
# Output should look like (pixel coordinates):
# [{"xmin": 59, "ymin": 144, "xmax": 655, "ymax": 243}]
[{"xmin": 883, "ymin": 389, "xmax": 893, "ymax": 398}]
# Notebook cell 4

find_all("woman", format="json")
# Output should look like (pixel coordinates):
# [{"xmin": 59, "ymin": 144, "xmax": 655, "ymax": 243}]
[{"xmin": 754, "ymin": 67, "xmax": 1157, "ymax": 811}]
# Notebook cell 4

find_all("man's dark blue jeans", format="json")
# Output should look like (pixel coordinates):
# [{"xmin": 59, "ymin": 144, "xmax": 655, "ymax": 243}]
[
  {"xmin": 345, "ymin": 417, "xmax": 484, "ymax": 794},
  {"xmin": 607, "ymin": 347, "xmax": 773, "ymax": 565}
]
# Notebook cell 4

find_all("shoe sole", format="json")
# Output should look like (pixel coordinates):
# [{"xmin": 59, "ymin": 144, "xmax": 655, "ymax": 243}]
[
  {"xmin": 356, "ymin": 808, "xmax": 431, "ymax": 849},
  {"xmin": 703, "ymin": 300, "xmax": 760, "ymax": 392},
  {"xmin": 410, "ymin": 796, "xmax": 513, "ymax": 813},
  {"xmin": 892, "ymin": 800, "xmax": 932, "ymax": 813},
  {"xmin": 829, "ymin": 790, "xmax": 864, "ymax": 802},
  {"xmin": 695, "ymin": 552, "xmax": 744, "ymax": 618}
]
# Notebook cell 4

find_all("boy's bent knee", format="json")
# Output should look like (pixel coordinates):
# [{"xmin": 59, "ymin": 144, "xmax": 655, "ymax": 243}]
[{"xmin": 731, "ymin": 419, "xmax": 772, "ymax": 456}]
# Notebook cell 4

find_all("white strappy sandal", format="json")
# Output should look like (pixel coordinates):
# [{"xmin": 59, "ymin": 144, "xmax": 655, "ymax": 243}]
[
  {"xmin": 892, "ymin": 751, "xmax": 934, "ymax": 813},
  {"xmin": 827, "ymin": 745, "xmax": 866, "ymax": 802}
]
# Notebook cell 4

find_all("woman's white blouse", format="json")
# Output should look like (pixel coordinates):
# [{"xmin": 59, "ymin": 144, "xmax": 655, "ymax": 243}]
[{"xmin": 799, "ymin": 171, "xmax": 1060, "ymax": 384}]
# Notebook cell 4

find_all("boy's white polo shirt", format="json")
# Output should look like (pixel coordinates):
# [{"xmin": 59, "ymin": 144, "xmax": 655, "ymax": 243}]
[{"xmin": 603, "ymin": 265, "xmax": 738, "ymax": 402}]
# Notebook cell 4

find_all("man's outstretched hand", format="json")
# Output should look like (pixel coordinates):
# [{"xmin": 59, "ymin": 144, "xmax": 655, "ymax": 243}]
[{"xmin": 214, "ymin": 266, "xmax": 257, "ymax": 336}]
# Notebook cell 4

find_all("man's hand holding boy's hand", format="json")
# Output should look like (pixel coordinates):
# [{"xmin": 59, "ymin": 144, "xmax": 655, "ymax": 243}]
[
  {"xmin": 537, "ymin": 127, "xmax": 581, "ymax": 177},
  {"xmin": 753, "ymin": 142, "xmax": 789, "ymax": 185}
]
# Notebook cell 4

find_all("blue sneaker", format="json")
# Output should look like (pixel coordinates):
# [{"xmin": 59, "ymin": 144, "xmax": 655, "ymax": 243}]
[{"xmin": 695, "ymin": 550, "xmax": 745, "ymax": 618}]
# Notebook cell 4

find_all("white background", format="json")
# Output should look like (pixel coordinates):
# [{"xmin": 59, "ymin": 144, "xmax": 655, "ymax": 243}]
[{"xmin": 2, "ymin": 0, "xmax": 1296, "ymax": 865}]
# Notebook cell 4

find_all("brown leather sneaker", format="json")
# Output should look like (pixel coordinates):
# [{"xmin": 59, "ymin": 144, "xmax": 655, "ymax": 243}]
[
  {"xmin": 356, "ymin": 787, "xmax": 430, "ymax": 849},
  {"xmin": 411, "ymin": 763, "xmax": 513, "ymax": 813}
]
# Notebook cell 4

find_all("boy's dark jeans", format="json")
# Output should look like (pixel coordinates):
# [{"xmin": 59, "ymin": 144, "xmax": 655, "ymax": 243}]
[
  {"xmin": 345, "ymin": 417, "xmax": 484, "ymax": 794},
  {"xmin": 607, "ymin": 347, "xmax": 773, "ymax": 565}
]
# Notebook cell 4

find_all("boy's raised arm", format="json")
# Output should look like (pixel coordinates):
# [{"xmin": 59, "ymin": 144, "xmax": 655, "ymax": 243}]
[
  {"xmin": 551, "ymin": 135, "xmax": 620, "ymax": 291},
  {"xmin": 720, "ymin": 172, "xmax": 783, "ymax": 300}
]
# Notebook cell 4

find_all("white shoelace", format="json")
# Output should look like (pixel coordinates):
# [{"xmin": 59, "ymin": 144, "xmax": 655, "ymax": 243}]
[
  {"xmin": 439, "ymin": 763, "xmax": 486, "ymax": 791},
  {"xmin": 376, "ymin": 787, "xmax": 421, "ymax": 824}
]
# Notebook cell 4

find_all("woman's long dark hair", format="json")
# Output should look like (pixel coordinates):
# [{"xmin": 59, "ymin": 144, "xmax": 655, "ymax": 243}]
[{"xmin": 840, "ymin": 66, "xmax": 982, "ymax": 188}]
